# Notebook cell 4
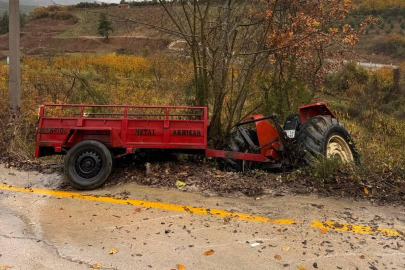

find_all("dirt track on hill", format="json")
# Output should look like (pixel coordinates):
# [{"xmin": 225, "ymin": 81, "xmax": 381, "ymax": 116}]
[{"xmin": 0, "ymin": 18, "xmax": 171, "ymax": 56}]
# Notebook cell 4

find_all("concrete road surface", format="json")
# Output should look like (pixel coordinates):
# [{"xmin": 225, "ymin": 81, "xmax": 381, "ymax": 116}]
[{"xmin": 0, "ymin": 165, "xmax": 404, "ymax": 270}]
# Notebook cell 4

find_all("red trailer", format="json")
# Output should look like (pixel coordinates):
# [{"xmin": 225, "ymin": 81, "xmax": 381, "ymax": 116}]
[{"xmin": 36, "ymin": 103, "xmax": 359, "ymax": 189}]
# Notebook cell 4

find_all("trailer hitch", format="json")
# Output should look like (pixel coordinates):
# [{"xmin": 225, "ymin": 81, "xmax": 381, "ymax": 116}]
[{"xmin": 236, "ymin": 113, "xmax": 298, "ymax": 166}]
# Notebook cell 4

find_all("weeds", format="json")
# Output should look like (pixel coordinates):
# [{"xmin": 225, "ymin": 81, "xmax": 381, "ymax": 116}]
[{"xmin": 0, "ymin": 112, "xmax": 36, "ymax": 161}]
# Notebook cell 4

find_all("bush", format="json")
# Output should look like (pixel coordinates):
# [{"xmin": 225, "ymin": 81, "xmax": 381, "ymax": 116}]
[
  {"xmin": 30, "ymin": 7, "xmax": 49, "ymax": 20},
  {"xmin": 386, "ymin": 28, "xmax": 392, "ymax": 34},
  {"xmin": 390, "ymin": 22, "xmax": 394, "ymax": 29},
  {"xmin": 0, "ymin": 112, "xmax": 36, "ymax": 161},
  {"xmin": 29, "ymin": 6, "xmax": 75, "ymax": 21},
  {"xmin": 325, "ymin": 62, "xmax": 369, "ymax": 92},
  {"xmin": 370, "ymin": 33, "xmax": 405, "ymax": 57}
]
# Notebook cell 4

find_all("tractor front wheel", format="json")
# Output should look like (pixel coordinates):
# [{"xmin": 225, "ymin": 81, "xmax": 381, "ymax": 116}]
[
  {"xmin": 297, "ymin": 115, "xmax": 360, "ymax": 165},
  {"xmin": 219, "ymin": 128, "xmax": 259, "ymax": 172}
]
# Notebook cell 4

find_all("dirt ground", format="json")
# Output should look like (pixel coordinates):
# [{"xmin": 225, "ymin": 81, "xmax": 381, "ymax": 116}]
[{"xmin": 2, "ymin": 151, "xmax": 404, "ymax": 207}]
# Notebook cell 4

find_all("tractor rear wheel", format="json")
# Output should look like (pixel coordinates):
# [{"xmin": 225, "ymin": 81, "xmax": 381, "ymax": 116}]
[
  {"xmin": 296, "ymin": 115, "xmax": 360, "ymax": 165},
  {"xmin": 219, "ymin": 128, "xmax": 259, "ymax": 172},
  {"xmin": 64, "ymin": 140, "xmax": 113, "ymax": 190}
]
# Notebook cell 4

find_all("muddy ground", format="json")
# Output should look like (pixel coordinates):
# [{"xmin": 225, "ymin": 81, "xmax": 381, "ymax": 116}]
[{"xmin": 1, "ymin": 151, "xmax": 403, "ymax": 206}]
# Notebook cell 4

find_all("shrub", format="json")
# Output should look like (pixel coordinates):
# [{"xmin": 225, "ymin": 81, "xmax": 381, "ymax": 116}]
[
  {"xmin": 29, "ymin": 6, "xmax": 75, "ymax": 21},
  {"xmin": 325, "ymin": 62, "xmax": 369, "ymax": 92},
  {"xmin": 30, "ymin": 7, "xmax": 49, "ymax": 20},
  {"xmin": 386, "ymin": 28, "xmax": 392, "ymax": 34},
  {"xmin": 370, "ymin": 33, "xmax": 405, "ymax": 57}
]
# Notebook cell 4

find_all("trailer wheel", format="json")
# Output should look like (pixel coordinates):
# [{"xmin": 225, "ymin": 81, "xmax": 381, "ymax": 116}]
[
  {"xmin": 219, "ymin": 128, "xmax": 259, "ymax": 172},
  {"xmin": 64, "ymin": 140, "xmax": 113, "ymax": 190},
  {"xmin": 297, "ymin": 115, "xmax": 360, "ymax": 165}
]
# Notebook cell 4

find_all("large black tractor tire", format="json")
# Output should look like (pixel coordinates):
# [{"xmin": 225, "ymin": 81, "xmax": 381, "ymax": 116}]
[
  {"xmin": 64, "ymin": 140, "xmax": 113, "ymax": 190},
  {"xmin": 296, "ymin": 115, "xmax": 360, "ymax": 165},
  {"xmin": 219, "ymin": 128, "xmax": 259, "ymax": 172}
]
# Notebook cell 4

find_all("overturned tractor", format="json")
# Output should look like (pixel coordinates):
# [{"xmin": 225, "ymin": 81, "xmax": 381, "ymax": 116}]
[{"xmin": 35, "ymin": 102, "xmax": 359, "ymax": 189}]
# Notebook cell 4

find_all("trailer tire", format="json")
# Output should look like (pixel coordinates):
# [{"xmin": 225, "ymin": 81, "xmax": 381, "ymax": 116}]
[
  {"xmin": 219, "ymin": 128, "xmax": 259, "ymax": 172},
  {"xmin": 64, "ymin": 140, "xmax": 113, "ymax": 190},
  {"xmin": 297, "ymin": 115, "xmax": 360, "ymax": 165}
]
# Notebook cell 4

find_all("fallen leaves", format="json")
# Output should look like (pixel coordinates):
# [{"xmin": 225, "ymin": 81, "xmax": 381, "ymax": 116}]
[
  {"xmin": 274, "ymin": 254, "xmax": 282, "ymax": 260},
  {"xmin": 282, "ymin": 247, "xmax": 290, "ymax": 251},
  {"xmin": 175, "ymin": 180, "xmax": 186, "ymax": 189},
  {"xmin": 359, "ymin": 255, "xmax": 365, "ymax": 259},
  {"xmin": 297, "ymin": 266, "xmax": 306, "ymax": 270},
  {"xmin": 109, "ymin": 247, "xmax": 118, "ymax": 254},
  {"xmin": 319, "ymin": 228, "xmax": 328, "ymax": 234},
  {"xmin": 92, "ymin": 263, "xmax": 102, "ymax": 270},
  {"xmin": 134, "ymin": 208, "xmax": 141, "ymax": 213},
  {"xmin": 0, "ymin": 266, "xmax": 10, "ymax": 270},
  {"xmin": 364, "ymin": 187, "xmax": 369, "ymax": 195},
  {"xmin": 177, "ymin": 264, "xmax": 186, "ymax": 270},
  {"xmin": 203, "ymin": 249, "xmax": 215, "ymax": 256}
]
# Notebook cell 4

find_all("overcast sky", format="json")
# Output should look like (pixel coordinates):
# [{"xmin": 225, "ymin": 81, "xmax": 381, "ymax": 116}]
[{"xmin": 19, "ymin": 0, "xmax": 122, "ymax": 5}]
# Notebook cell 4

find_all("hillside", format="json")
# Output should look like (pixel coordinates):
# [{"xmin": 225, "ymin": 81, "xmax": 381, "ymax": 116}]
[
  {"xmin": 2, "ymin": 3, "xmax": 405, "ymax": 65},
  {"xmin": 0, "ymin": 0, "xmax": 105, "ymax": 13},
  {"xmin": 54, "ymin": 5, "xmax": 405, "ymax": 64}
]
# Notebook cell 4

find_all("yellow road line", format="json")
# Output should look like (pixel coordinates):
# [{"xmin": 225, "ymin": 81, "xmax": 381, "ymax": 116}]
[
  {"xmin": 311, "ymin": 220, "xmax": 405, "ymax": 238},
  {"xmin": 1, "ymin": 183, "xmax": 404, "ymax": 239},
  {"xmin": 0, "ymin": 184, "xmax": 297, "ymax": 225}
]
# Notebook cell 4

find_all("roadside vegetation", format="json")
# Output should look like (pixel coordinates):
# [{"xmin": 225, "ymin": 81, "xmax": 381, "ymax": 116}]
[{"xmin": 0, "ymin": 0, "xmax": 404, "ymax": 202}]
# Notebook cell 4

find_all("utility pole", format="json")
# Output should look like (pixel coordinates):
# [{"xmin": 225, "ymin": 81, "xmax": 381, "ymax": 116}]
[{"xmin": 9, "ymin": 0, "xmax": 20, "ymax": 116}]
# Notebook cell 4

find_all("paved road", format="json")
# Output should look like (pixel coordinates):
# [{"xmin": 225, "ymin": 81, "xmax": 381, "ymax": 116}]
[{"xmin": 0, "ymin": 165, "xmax": 404, "ymax": 270}]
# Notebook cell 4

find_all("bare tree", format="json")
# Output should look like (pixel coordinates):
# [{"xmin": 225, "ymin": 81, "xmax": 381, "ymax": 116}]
[
  {"xmin": 158, "ymin": 0, "xmax": 364, "ymax": 144},
  {"xmin": 159, "ymin": 0, "xmax": 276, "ymax": 144}
]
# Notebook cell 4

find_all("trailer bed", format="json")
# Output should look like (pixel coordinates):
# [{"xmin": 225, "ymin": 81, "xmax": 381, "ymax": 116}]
[{"xmin": 35, "ymin": 104, "xmax": 209, "ymax": 158}]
